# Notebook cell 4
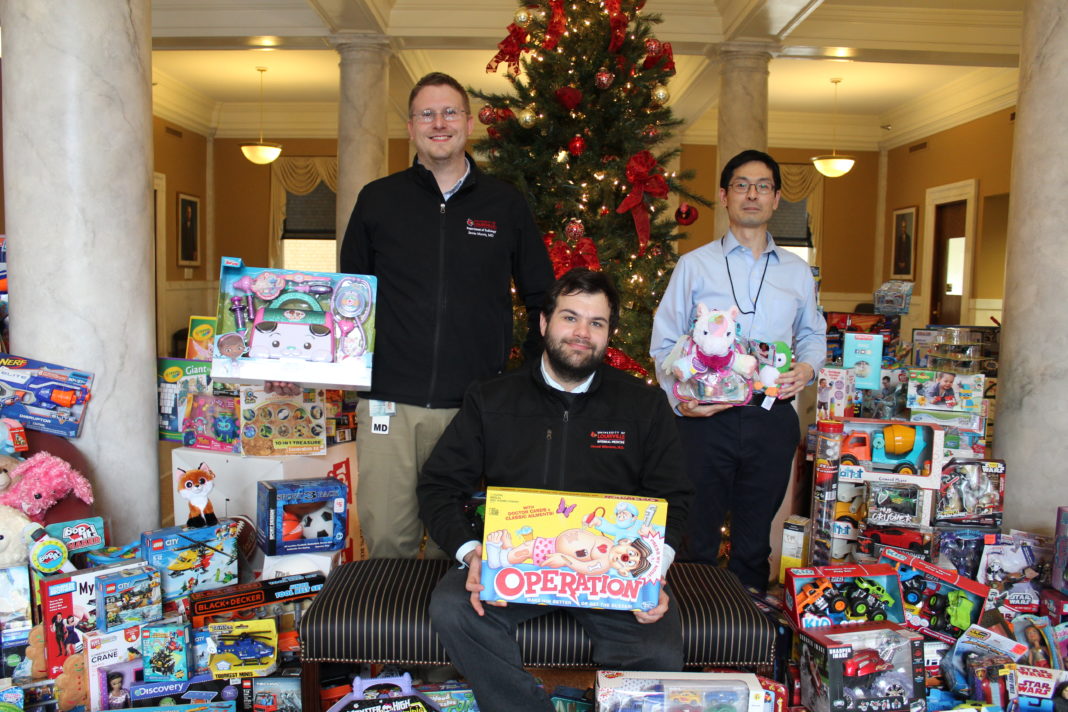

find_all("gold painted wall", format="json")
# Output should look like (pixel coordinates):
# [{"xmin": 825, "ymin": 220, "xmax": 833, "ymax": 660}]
[{"xmin": 154, "ymin": 117, "xmax": 208, "ymax": 281}]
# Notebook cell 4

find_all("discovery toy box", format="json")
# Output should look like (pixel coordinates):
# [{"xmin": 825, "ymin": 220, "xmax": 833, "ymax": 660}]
[
  {"xmin": 140, "ymin": 520, "xmax": 242, "ymax": 602},
  {"xmin": 96, "ymin": 563, "xmax": 163, "ymax": 633},
  {"xmin": 595, "ymin": 670, "xmax": 769, "ymax": 712},
  {"xmin": 128, "ymin": 673, "xmax": 243, "ymax": 709},
  {"xmin": 0, "ymin": 353, "xmax": 93, "ymax": 437},
  {"xmin": 783, "ymin": 563, "xmax": 907, "ymax": 629},
  {"xmin": 480, "ymin": 487, "xmax": 668, "ymax": 612},
  {"xmin": 210, "ymin": 256, "xmax": 377, "ymax": 388},
  {"xmin": 798, "ymin": 622, "xmax": 925, "ymax": 712},
  {"xmin": 257, "ymin": 478, "xmax": 347, "ymax": 555}
]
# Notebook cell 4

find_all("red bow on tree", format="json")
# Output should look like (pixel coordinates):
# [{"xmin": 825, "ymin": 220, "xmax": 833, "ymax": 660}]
[
  {"xmin": 547, "ymin": 237, "xmax": 601, "ymax": 278},
  {"xmin": 486, "ymin": 23, "xmax": 528, "ymax": 74},
  {"xmin": 554, "ymin": 86, "xmax": 583, "ymax": 111},
  {"xmin": 615, "ymin": 150, "xmax": 668, "ymax": 256},
  {"xmin": 543, "ymin": 0, "xmax": 567, "ymax": 50},
  {"xmin": 605, "ymin": 347, "xmax": 649, "ymax": 378},
  {"xmin": 605, "ymin": 0, "xmax": 628, "ymax": 53},
  {"xmin": 642, "ymin": 41, "xmax": 675, "ymax": 74}
]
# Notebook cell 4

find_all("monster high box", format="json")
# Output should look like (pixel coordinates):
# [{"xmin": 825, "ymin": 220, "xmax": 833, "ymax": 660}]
[
  {"xmin": 480, "ymin": 487, "xmax": 668, "ymax": 612},
  {"xmin": 140, "ymin": 520, "xmax": 242, "ymax": 602},
  {"xmin": 210, "ymin": 256, "xmax": 377, "ymax": 389}
]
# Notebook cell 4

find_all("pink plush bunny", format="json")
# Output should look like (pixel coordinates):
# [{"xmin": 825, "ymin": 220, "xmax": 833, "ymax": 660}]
[{"xmin": 0, "ymin": 452, "xmax": 94, "ymax": 523}]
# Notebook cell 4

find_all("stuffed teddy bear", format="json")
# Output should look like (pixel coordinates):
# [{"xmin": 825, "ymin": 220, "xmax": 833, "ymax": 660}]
[
  {"xmin": 0, "ymin": 452, "xmax": 22, "ymax": 492},
  {"xmin": 0, "ymin": 452, "xmax": 94, "ymax": 524},
  {"xmin": 0, "ymin": 503, "xmax": 31, "ymax": 566},
  {"xmin": 665, "ymin": 303, "xmax": 756, "ymax": 404}
]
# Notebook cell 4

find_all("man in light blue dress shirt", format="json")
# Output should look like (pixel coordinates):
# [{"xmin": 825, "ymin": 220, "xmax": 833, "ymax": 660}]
[{"xmin": 650, "ymin": 149, "xmax": 827, "ymax": 592}]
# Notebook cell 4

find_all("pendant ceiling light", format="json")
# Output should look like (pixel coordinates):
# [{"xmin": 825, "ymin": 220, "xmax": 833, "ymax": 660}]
[
  {"xmin": 241, "ymin": 66, "xmax": 282, "ymax": 165},
  {"xmin": 811, "ymin": 78, "xmax": 855, "ymax": 178}
]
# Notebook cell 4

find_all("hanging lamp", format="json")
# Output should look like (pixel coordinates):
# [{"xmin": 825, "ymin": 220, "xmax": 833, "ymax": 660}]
[
  {"xmin": 241, "ymin": 66, "xmax": 282, "ymax": 165},
  {"xmin": 811, "ymin": 78, "xmax": 855, "ymax": 178}
]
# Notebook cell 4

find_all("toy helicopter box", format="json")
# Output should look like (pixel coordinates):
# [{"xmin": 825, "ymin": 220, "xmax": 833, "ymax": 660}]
[
  {"xmin": 239, "ymin": 386, "xmax": 327, "ymax": 457},
  {"xmin": 37, "ymin": 560, "xmax": 144, "ymax": 678},
  {"xmin": 140, "ymin": 520, "xmax": 242, "ymax": 602},
  {"xmin": 799, "ymin": 622, "xmax": 925, "ymax": 712},
  {"xmin": 96, "ymin": 563, "xmax": 164, "ymax": 633},
  {"xmin": 205, "ymin": 619, "xmax": 278, "ymax": 679},
  {"xmin": 257, "ymin": 477, "xmax": 347, "ymax": 555},
  {"xmin": 210, "ymin": 257, "xmax": 377, "ymax": 389},
  {"xmin": 595, "ymin": 670, "xmax": 768, "ymax": 712},
  {"xmin": 142, "ymin": 618, "xmax": 191, "ymax": 682},
  {"xmin": 480, "ymin": 487, "xmax": 668, "ymax": 612},
  {"xmin": 838, "ymin": 418, "xmax": 945, "ymax": 489},
  {"xmin": 0, "ymin": 353, "xmax": 93, "ymax": 438}
]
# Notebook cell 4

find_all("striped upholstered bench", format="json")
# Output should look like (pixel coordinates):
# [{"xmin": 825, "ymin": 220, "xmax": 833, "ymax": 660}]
[{"xmin": 299, "ymin": 558, "xmax": 779, "ymax": 709}]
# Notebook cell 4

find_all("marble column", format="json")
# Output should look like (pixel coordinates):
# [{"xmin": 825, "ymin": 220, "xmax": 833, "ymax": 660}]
[
  {"xmin": 332, "ymin": 34, "xmax": 391, "ymax": 267},
  {"xmin": 714, "ymin": 42, "xmax": 775, "ymax": 238},
  {"xmin": 998, "ymin": 0, "xmax": 1068, "ymax": 534},
  {"xmin": 1, "ymin": 0, "xmax": 158, "ymax": 541}
]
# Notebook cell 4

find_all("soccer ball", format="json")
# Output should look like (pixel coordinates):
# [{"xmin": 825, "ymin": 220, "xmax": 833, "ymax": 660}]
[{"xmin": 300, "ymin": 503, "xmax": 336, "ymax": 540}]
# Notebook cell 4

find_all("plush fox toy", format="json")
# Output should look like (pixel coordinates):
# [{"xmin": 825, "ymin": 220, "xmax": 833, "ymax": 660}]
[{"xmin": 176, "ymin": 464, "xmax": 218, "ymax": 527}]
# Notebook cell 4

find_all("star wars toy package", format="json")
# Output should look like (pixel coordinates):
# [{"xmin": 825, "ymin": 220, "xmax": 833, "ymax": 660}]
[
  {"xmin": 256, "ymin": 478, "xmax": 347, "ymax": 555},
  {"xmin": 480, "ymin": 487, "xmax": 668, "ymax": 612},
  {"xmin": 140, "ymin": 520, "xmax": 241, "ymax": 602},
  {"xmin": 978, "ymin": 532, "xmax": 1053, "ymax": 614},
  {"xmin": 934, "ymin": 458, "xmax": 1005, "ymax": 528}
]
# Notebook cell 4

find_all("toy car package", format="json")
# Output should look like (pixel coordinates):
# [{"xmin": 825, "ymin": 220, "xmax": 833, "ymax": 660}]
[
  {"xmin": 480, "ymin": 487, "xmax": 668, "ymax": 612},
  {"xmin": 783, "ymin": 563, "xmax": 907, "ymax": 630},
  {"xmin": 595, "ymin": 670, "xmax": 768, "ymax": 712},
  {"xmin": 838, "ymin": 418, "xmax": 944, "ymax": 489},
  {"xmin": 141, "ymin": 618, "xmax": 191, "ymax": 682}
]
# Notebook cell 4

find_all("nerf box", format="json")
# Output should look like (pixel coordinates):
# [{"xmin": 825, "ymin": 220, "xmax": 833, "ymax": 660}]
[
  {"xmin": 83, "ymin": 625, "xmax": 144, "ymax": 712},
  {"xmin": 595, "ymin": 670, "xmax": 768, "ymax": 712},
  {"xmin": 96, "ymin": 563, "xmax": 163, "ymax": 632},
  {"xmin": 157, "ymin": 358, "xmax": 213, "ymax": 442},
  {"xmin": 878, "ymin": 546, "xmax": 990, "ymax": 643},
  {"xmin": 210, "ymin": 256, "xmax": 377, "ymax": 389},
  {"xmin": 838, "ymin": 418, "xmax": 945, "ymax": 489},
  {"xmin": 240, "ymin": 386, "xmax": 327, "ymax": 457},
  {"xmin": 798, "ymin": 622, "xmax": 925, "ymax": 712},
  {"xmin": 257, "ymin": 478, "xmax": 347, "ymax": 555},
  {"xmin": 783, "ymin": 563, "xmax": 906, "ymax": 629},
  {"xmin": 140, "ymin": 520, "xmax": 242, "ymax": 602},
  {"xmin": 0, "ymin": 353, "xmax": 93, "ymax": 437},
  {"xmin": 142, "ymin": 618, "xmax": 191, "ymax": 682},
  {"xmin": 480, "ymin": 487, "xmax": 668, "ymax": 612},
  {"xmin": 189, "ymin": 572, "xmax": 325, "ymax": 628}
]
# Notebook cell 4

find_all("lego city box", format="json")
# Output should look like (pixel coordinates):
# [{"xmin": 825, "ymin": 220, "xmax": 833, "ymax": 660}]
[
  {"xmin": 210, "ymin": 256, "xmax": 377, "ymax": 389},
  {"xmin": 256, "ymin": 477, "xmax": 347, "ymax": 555},
  {"xmin": 595, "ymin": 670, "xmax": 769, "ymax": 712},
  {"xmin": 95, "ymin": 563, "xmax": 163, "ymax": 633},
  {"xmin": 838, "ymin": 418, "xmax": 945, "ymax": 489},
  {"xmin": 140, "ymin": 520, "xmax": 242, "ymax": 602},
  {"xmin": 783, "ymin": 563, "xmax": 907, "ymax": 630},
  {"xmin": 798, "ymin": 621, "xmax": 925, "ymax": 712},
  {"xmin": 480, "ymin": 487, "xmax": 668, "ymax": 612},
  {"xmin": 0, "ymin": 352, "xmax": 93, "ymax": 437}
]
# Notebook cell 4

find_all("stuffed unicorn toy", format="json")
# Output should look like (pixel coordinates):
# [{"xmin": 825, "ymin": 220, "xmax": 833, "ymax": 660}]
[{"xmin": 665, "ymin": 304, "xmax": 757, "ymax": 404}]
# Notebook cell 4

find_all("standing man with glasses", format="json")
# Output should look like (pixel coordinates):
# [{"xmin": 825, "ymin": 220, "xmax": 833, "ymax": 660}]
[
  {"xmin": 650, "ymin": 149, "xmax": 826, "ymax": 592},
  {"xmin": 338, "ymin": 72, "xmax": 554, "ymax": 559}
]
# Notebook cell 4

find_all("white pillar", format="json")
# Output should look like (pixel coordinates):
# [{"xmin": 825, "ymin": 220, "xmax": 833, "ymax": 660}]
[
  {"xmin": 1, "ymin": 0, "xmax": 159, "ymax": 541},
  {"xmin": 998, "ymin": 0, "xmax": 1068, "ymax": 533},
  {"xmin": 714, "ymin": 42, "xmax": 775, "ymax": 238},
  {"xmin": 332, "ymin": 33, "xmax": 391, "ymax": 266}
]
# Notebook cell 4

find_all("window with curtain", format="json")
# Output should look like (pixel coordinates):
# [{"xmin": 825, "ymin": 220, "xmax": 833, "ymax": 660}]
[
  {"xmin": 269, "ymin": 157, "xmax": 338, "ymax": 271},
  {"xmin": 776, "ymin": 164, "xmax": 824, "ymax": 265}
]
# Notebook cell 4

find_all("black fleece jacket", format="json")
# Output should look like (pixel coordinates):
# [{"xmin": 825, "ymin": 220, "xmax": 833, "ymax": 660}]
[
  {"xmin": 417, "ymin": 363, "xmax": 694, "ymax": 558},
  {"xmin": 339, "ymin": 156, "xmax": 553, "ymax": 408}
]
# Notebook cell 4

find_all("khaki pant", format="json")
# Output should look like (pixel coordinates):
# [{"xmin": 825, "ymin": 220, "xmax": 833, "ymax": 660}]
[{"xmin": 356, "ymin": 398, "xmax": 458, "ymax": 559}]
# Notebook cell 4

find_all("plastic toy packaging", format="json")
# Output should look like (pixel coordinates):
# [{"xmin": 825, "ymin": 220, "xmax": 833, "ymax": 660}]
[
  {"xmin": 783, "ymin": 564, "xmax": 907, "ymax": 630},
  {"xmin": 799, "ymin": 622, "xmax": 925, "ymax": 712},
  {"xmin": 257, "ymin": 477, "xmax": 347, "ymax": 556},
  {"xmin": 205, "ymin": 619, "xmax": 278, "ymax": 679},
  {"xmin": 595, "ymin": 670, "xmax": 770, "ymax": 712},
  {"xmin": 935, "ymin": 527, "xmax": 990, "ymax": 579},
  {"xmin": 979, "ymin": 533, "xmax": 1054, "ymax": 614},
  {"xmin": 865, "ymin": 483, "xmax": 930, "ymax": 528},
  {"xmin": 0, "ymin": 353, "xmax": 93, "ymax": 438},
  {"xmin": 211, "ymin": 257, "xmax": 376, "ymax": 389},
  {"xmin": 663, "ymin": 304, "xmax": 757, "ymax": 405},
  {"xmin": 936, "ymin": 458, "xmax": 1005, "ymax": 528},
  {"xmin": 810, "ymin": 420, "xmax": 843, "ymax": 567}
]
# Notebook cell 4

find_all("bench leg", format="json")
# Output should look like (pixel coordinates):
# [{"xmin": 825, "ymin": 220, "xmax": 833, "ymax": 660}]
[{"xmin": 301, "ymin": 659, "xmax": 322, "ymax": 712}]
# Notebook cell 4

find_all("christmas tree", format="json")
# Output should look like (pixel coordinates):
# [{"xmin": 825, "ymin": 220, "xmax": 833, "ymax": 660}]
[{"xmin": 473, "ymin": 0, "xmax": 711, "ymax": 377}]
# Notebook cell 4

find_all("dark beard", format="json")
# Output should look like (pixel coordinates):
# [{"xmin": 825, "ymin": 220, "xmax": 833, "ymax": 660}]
[{"xmin": 544, "ymin": 334, "xmax": 604, "ymax": 384}]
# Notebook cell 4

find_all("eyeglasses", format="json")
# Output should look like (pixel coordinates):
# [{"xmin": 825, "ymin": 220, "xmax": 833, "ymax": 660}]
[
  {"xmin": 728, "ymin": 180, "xmax": 776, "ymax": 195},
  {"xmin": 411, "ymin": 108, "xmax": 467, "ymax": 123}
]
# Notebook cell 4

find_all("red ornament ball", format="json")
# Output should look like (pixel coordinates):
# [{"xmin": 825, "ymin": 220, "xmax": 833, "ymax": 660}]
[
  {"xmin": 568, "ymin": 135, "xmax": 586, "ymax": 157},
  {"xmin": 496, "ymin": 107, "xmax": 515, "ymax": 122},
  {"xmin": 599, "ymin": 205, "xmax": 611, "ymax": 216},
  {"xmin": 478, "ymin": 106, "xmax": 498, "ymax": 125},
  {"xmin": 675, "ymin": 202, "xmax": 699, "ymax": 226},
  {"xmin": 487, "ymin": 126, "xmax": 501, "ymax": 140},
  {"xmin": 564, "ymin": 219, "xmax": 585, "ymax": 240},
  {"xmin": 644, "ymin": 38, "xmax": 662, "ymax": 56},
  {"xmin": 595, "ymin": 68, "xmax": 615, "ymax": 90}
]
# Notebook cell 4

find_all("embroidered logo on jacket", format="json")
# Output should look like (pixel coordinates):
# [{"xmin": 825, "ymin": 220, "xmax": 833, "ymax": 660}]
[
  {"xmin": 590, "ymin": 430, "xmax": 626, "ymax": 450},
  {"xmin": 466, "ymin": 218, "xmax": 498, "ymax": 238}
]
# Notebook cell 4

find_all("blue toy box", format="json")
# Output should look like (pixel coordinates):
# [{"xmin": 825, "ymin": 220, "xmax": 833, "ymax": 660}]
[
  {"xmin": 96, "ymin": 563, "xmax": 163, "ymax": 633},
  {"xmin": 256, "ymin": 477, "xmax": 347, "ymax": 555},
  {"xmin": 141, "ymin": 618, "xmax": 191, "ymax": 682},
  {"xmin": 140, "ymin": 520, "xmax": 242, "ymax": 602},
  {"xmin": 0, "ymin": 353, "xmax": 93, "ymax": 437}
]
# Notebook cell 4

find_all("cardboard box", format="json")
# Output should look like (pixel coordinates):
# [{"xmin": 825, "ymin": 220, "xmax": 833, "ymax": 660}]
[
  {"xmin": 189, "ymin": 572, "xmax": 325, "ymax": 628},
  {"xmin": 157, "ymin": 358, "xmax": 212, "ymax": 442},
  {"xmin": 839, "ymin": 418, "xmax": 945, "ymax": 489},
  {"xmin": 782, "ymin": 563, "xmax": 907, "ymax": 630},
  {"xmin": 96, "ymin": 563, "xmax": 163, "ymax": 633},
  {"xmin": 140, "ymin": 520, "xmax": 241, "ymax": 602},
  {"xmin": 239, "ymin": 386, "xmax": 326, "ymax": 457},
  {"xmin": 0, "ymin": 353, "xmax": 93, "ymax": 437},
  {"xmin": 595, "ymin": 670, "xmax": 768, "ymax": 712},
  {"xmin": 83, "ymin": 626, "xmax": 144, "ymax": 712},
  {"xmin": 779, "ymin": 514, "xmax": 810, "ymax": 583},
  {"xmin": 480, "ymin": 487, "xmax": 667, "ymax": 612},
  {"xmin": 257, "ymin": 478, "xmax": 347, "ymax": 555}
]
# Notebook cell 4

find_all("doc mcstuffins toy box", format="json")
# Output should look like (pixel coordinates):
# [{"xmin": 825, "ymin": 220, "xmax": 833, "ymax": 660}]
[
  {"xmin": 783, "ymin": 563, "xmax": 907, "ymax": 630},
  {"xmin": 239, "ymin": 385, "xmax": 327, "ymax": 457},
  {"xmin": 0, "ymin": 353, "xmax": 93, "ymax": 437},
  {"xmin": 210, "ymin": 257, "xmax": 376, "ymax": 389},
  {"xmin": 140, "ymin": 520, "xmax": 242, "ymax": 602},
  {"xmin": 96, "ymin": 563, "xmax": 163, "ymax": 633},
  {"xmin": 480, "ymin": 487, "xmax": 668, "ymax": 612},
  {"xmin": 595, "ymin": 670, "xmax": 769, "ymax": 712},
  {"xmin": 257, "ymin": 478, "xmax": 347, "ymax": 555}
]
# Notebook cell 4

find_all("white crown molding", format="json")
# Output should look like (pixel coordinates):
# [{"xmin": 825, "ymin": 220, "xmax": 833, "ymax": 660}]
[
  {"xmin": 152, "ymin": 68, "xmax": 219, "ymax": 137},
  {"xmin": 214, "ymin": 102, "xmax": 339, "ymax": 138},
  {"xmin": 152, "ymin": 0, "xmax": 330, "ymax": 37},
  {"xmin": 682, "ymin": 109, "xmax": 883, "ymax": 149}
]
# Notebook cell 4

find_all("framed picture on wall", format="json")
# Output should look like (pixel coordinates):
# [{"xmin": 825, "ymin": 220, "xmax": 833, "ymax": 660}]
[
  {"xmin": 891, "ymin": 206, "xmax": 917, "ymax": 279},
  {"xmin": 177, "ymin": 193, "xmax": 201, "ymax": 267}
]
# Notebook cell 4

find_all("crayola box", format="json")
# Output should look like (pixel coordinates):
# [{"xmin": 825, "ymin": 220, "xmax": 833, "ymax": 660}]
[{"xmin": 480, "ymin": 487, "xmax": 667, "ymax": 612}]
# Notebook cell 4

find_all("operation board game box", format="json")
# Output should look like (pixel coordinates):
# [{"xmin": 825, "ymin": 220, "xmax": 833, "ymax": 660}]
[{"xmin": 480, "ymin": 487, "xmax": 667, "ymax": 612}]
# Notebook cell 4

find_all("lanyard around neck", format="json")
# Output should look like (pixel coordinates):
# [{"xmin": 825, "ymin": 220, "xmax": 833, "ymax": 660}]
[{"xmin": 723, "ymin": 240, "xmax": 771, "ymax": 316}]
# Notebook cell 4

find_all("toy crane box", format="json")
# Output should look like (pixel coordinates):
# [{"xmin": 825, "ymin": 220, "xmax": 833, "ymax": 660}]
[
  {"xmin": 257, "ymin": 478, "xmax": 348, "ymax": 555},
  {"xmin": 83, "ymin": 625, "xmax": 145, "ymax": 712},
  {"xmin": 210, "ymin": 256, "xmax": 376, "ymax": 389},
  {"xmin": 96, "ymin": 563, "xmax": 163, "ymax": 633},
  {"xmin": 0, "ymin": 353, "xmax": 93, "ymax": 437},
  {"xmin": 480, "ymin": 487, "xmax": 668, "ymax": 612},
  {"xmin": 140, "ymin": 520, "xmax": 242, "ymax": 602}
]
